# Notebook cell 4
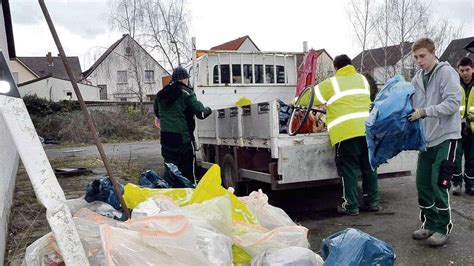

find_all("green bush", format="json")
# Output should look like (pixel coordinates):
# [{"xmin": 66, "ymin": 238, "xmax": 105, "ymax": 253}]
[{"xmin": 23, "ymin": 95, "xmax": 80, "ymax": 117}]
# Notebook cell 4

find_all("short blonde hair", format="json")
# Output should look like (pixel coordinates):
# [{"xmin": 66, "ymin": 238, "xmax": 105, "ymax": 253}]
[{"xmin": 412, "ymin": 38, "xmax": 435, "ymax": 53}]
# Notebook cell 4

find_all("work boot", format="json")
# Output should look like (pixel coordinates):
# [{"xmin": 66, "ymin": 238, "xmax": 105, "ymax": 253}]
[
  {"xmin": 452, "ymin": 184, "xmax": 462, "ymax": 196},
  {"xmin": 360, "ymin": 204, "xmax": 380, "ymax": 212},
  {"xmin": 412, "ymin": 229, "xmax": 434, "ymax": 240},
  {"xmin": 337, "ymin": 206, "xmax": 359, "ymax": 216},
  {"xmin": 427, "ymin": 232, "xmax": 448, "ymax": 247}
]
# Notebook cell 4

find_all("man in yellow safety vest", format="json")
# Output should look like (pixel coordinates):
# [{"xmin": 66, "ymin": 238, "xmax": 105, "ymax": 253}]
[
  {"xmin": 453, "ymin": 57, "xmax": 474, "ymax": 196},
  {"xmin": 298, "ymin": 54, "xmax": 378, "ymax": 215}
]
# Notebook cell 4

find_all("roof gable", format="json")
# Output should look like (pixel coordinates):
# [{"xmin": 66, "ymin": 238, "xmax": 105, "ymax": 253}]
[
  {"xmin": 82, "ymin": 34, "xmax": 169, "ymax": 79},
  {"xmin": 17, "ymin": 56, "xmax": 82, "ymax": 81},
  {"xmin": 210, "ymin": 35, "xmax": 260, "ymax": 51},
  {"xmin": 353, "ymin": 42, "xmax": 413, "ymax": 72},
  {"xmin": 439, "ymin": 37, "xmax": 474, "ymax": 67}
]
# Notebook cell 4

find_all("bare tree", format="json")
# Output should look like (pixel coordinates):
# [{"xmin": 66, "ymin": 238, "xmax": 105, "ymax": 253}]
[
  {"xmin": 389, "ymin": 0, "xmax": 430, "ymax": 78},
  {"xmin": 347, "ymin": 0, "xmax": 376, "ymax": 72},
  {"xmin": 422, "ymin": 18, "xmax": 464, "ymax": 58},
  {"xmin": 141, "ymin": 0, "xmax": 191, "ymax": 70},
  {"xmin": 372, "ymin": 0, "xmax": 395, "ymax": 83}
]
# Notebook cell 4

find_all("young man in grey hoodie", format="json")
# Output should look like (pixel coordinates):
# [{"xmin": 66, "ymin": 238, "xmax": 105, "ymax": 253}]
[{"xmin": 408, "ymin": 38, "xmax": 461, "ymax": 247}]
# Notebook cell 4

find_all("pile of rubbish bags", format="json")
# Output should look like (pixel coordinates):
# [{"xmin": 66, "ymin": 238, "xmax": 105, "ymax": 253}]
[{"xmin": 23, "ymin": 164, "xmax": 324, "ymax": 265}]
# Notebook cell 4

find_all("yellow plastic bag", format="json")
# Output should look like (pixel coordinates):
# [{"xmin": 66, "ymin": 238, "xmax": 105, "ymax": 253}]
[
  {"xmin": 234, "ymin": 96, "xmax": 252, "ymax": 107},
  {"xmin": 123, "ymin": 183, "xmax": 193, "ymax": 209},
  {"xmin": 190, "ymin": 164, "xmax": 258, "ymax": 224}
]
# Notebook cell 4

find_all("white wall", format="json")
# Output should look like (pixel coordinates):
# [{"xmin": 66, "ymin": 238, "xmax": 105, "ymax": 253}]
[
  {"xmin": 9, "ymin": 59, "xmax": 38, "ymax": 84},
  {"xmin": 238, "ymin": 38, "xmax": 260, "ymax": 52},
  {"xmin": 19, "ymin": 77, "xmax": 101, "ymax": 102},
  {"xmin": 84, "ymin": 35, "xmax": 169, "ymax": 102},
  {"xmin": 0, "ymin": 5, "xmax": 19, "ymax": 265},
  {"xmin": 372, "ymin": 54, "xmax": 415, "ymax": 85}
]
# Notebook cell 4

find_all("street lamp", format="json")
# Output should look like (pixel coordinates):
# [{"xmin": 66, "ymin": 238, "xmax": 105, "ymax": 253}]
[{"xmin": 0, "ymin": 80, "xmax": 11, "ymax": 94}]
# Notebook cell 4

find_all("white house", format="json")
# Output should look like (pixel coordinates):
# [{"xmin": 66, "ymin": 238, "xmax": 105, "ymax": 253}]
[
  {"xmin": 353, "ymin": 42, "xmax": 415, "ymax": 85},
  {"xmin": 82, "ymin": 34, "xmax": 169, "ymax": 102},
  {"xmin": 18, "ymin": 76, "xmax": 101, "ymax": 102},
  {"xmin": 0, "ymin": 0, "xmax": 19, "ymax": 264}
]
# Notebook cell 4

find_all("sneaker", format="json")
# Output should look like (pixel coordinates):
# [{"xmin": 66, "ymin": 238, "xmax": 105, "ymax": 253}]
[
  {"xmin": 452, "ymin": 184, "xmax": 462, "ymax": 196},
  {"xmin": 427, "ymin": 232, "xmax": 448, "ymax": 247},
  {"xmin": 412, "ymin": 228, "xmax": 434, "ymax": 240},
  {"xmin": 360, "ymin": 204, "xmax": 380, "ymax": 212},
  {"xmin": 337, "ymin": 205, "xmax": 359, "ymax": 216}
]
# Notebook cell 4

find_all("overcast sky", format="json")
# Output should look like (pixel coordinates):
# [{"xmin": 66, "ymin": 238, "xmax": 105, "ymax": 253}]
[{"xmin": 10, "ymin": 0, "xmax": 474, "ymax": 71}]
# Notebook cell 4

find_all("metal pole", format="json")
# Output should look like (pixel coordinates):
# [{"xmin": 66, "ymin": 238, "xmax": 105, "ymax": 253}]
[{"xmin": 38, "ymin": 0, "xmax": 131, "ymax": 219}]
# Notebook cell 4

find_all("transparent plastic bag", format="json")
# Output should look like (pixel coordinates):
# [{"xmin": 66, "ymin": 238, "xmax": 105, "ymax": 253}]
[
  {"xmin": 251, "ymin": 247, "xmax": 324, "ymax": 266},
  {"xmin": 240, "ymin": 189, "xmax": 296, "ymax": 229},
  {"xmin": 232, "ymin": 222, "xmax": 309, "ymax": 257},
  {"xmin": 101, "ymin": 215, "xmax": 211, "ymax": 265}
]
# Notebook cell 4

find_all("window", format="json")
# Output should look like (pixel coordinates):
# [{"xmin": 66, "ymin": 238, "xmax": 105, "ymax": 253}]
[
  {"xmin": 66, "ymin": 92, "xmax": 72, "ymax": 99},
  {"xmin": 98, "ymin": 85, "xmax": 107, "ymax": 100},
  {"xmin": 243, "ymin": 64, "xmax": 253, "ymax": 84},
  {"xmin": 276, "ymin": 66, "xmax": 285, "ymax": 83},
  {"xmin": 120, "ymin": 97, "xmax": 128, "ymax": 102},
  {"xmin": 232, "ymin": 65, "xmax": 242, "ymax": 83},
  {"xmin": 254, "ymin": 65, "xmax": 264, "ymax": 83},
  {"xmin": 117, "ymin": 71, "xmax": 128, "ymax": 83},
  {"xmin": 265, "ymin": 65, "xmax": 275, "ymax": 84},
  {"xmin": 145, "ymin": 70, "xmax": 155, "ymax": 83},
  {"xmin": 125, "ymin": 46, "xmax": 132, "ymax": 56},
  {"xmin": 213, "ymin": 65, "xmax": 230, "ymax": 84}
]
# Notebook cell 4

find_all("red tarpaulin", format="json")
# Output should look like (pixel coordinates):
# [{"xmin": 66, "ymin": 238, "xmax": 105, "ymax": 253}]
[{"xmin": 295, "ymin": 49, "xmax": 321, "ymax": 97}]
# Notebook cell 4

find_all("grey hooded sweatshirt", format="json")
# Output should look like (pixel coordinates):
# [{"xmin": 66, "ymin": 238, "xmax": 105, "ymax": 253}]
[{"xmin": 411, "ymin": 61, "xmax": 461, "ymax": 148}]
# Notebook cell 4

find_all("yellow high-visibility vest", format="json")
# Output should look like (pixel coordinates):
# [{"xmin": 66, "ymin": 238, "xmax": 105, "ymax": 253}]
[
  {"xmin": 299, "ymin": 65, "xmax": 371, "ymax": 145},
  {"xmin": 460, "ymin": 83, "xmax": 474, "ymax": 132}
]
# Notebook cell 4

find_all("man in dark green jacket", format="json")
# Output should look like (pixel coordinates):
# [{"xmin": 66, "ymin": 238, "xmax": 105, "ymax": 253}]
[{"xmin": 154, "ymin": 66, "xmax": 212, "ymax": 184}]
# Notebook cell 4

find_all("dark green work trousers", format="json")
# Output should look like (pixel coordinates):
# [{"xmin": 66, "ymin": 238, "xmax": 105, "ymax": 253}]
[
  {"xmin": 453, "ymin": 128, "xmax": 474, "ymax": 191},
  {"xmin": 161, "ymin": 142, "xmax": 196, "ymax": 184},
  {"xmin": 416, "ymin": 140, "xmax": 457, "ymax": 235},
  {"xmin": 335, "ymin": 136, "xmax": 379, "ymax": 212}
]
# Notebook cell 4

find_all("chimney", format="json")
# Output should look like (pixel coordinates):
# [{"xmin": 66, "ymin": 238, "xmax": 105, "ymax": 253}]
[{"xmin": 46, "ymin": 52, "xmax": 54, "ymax": 67}]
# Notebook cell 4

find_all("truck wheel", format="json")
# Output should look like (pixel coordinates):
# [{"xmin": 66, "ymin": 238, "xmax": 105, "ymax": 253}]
[{"xmin": 222, "ymin": 154, "xmax": 239, "ymax": 192}]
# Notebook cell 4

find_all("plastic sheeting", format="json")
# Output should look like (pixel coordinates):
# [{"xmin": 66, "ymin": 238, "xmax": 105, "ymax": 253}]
[
  {"xmin": 320, "ymin": 228, "xmax": 395, "ymax": 266},
  {"xmin": 139, "ymin": 170, "xmax": 171, "ymax": 189},
  {"xmin": 366, "ymin": 75, "xmax": 426, "ymax": 169}
]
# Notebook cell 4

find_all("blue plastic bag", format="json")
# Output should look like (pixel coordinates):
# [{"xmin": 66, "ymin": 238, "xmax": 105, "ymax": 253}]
[
  {"xmin": 366, "ymin": 75, "xmax": 426, "ymax": 169},
  {"xmin": 139, "ymin": 170, "xmax": 171, "ymax": 188},
  {"xmin": 320, "ymin": 228, "xmax": 395, "ymax": 266},
  {"xmin": 85, "ymin": 176, "xmax": 124, "ymax": 210},
  {"xmin": 163, "ymin": 163, "xmax": 195, "ymax": 188}
]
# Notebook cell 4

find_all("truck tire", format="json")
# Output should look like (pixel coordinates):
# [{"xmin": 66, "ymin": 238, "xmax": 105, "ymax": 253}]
[{"xmin": 222, "ymin": 154, "xmax": 239, "ymax": 192}]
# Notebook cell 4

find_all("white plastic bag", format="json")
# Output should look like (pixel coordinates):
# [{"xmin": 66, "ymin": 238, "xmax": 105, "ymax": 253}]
[
  {"xmin": 240, "ymin": 189, "xmax": 296, "ymax": 229},
  {"xmin": 251, "ymin": 246, "xmax": 324, "ymax": 266},
  {"xmin": 232, "ymin": 222, "xmax": 309, "ymax": 256},
  {"xmin": 131, "ymin": 195, "xmax": 179, "ymax": 219}
]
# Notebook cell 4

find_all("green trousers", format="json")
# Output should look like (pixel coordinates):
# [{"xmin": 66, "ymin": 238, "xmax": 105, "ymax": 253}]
[
  {"xmin": 453, "ymin": 131, "xmax": 474, "ymax": 191},
  {"xmin": 161, "ymin": 142, "xmax": 196, "ymax": 184},
  {"xmin": 416, "ymin": 140, "xmax": 457, "ymax": 235},
  {"xmin": 335, "ymin": 136, "xmax": 379, "ymax": 212}
]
